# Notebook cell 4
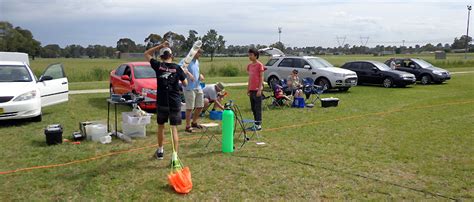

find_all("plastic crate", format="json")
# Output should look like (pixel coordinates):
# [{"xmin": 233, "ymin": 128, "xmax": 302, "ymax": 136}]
[
  {"xmin": 122, "ymin": 112, "xmax": 151, "ymax": 125},
  {"xmin": 209, "ymin": 110, "xmax": 223, "ymax": 120},
  {"xmin": 122, "ymin": 122, "xmax": 146, "ymax": 138}
]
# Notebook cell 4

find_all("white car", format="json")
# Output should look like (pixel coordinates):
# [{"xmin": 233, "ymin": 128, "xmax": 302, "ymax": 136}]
[
  {"xmin": 0, "ymin": 52, "xmax": 69, "ymax": 122},
  {"xmin": 260, "ymin": 48, "xmax": 358, "ymax": 92}
]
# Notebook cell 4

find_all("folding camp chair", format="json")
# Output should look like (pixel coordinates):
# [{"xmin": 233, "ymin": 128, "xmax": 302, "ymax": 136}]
[
  {"xmin": 230, "ymin": 103, "xmax": 260, "ymax": 148},
  {"xmin": 261, "ymin": 90, "xmax": 272, "ymax": 110},
  {"xmin": 302, "ymin": 77, "xmax": 325, "ymax": 106},
  {"xmin": 196, "ymin": 122, "xmax": 220, "ymax": 147}
]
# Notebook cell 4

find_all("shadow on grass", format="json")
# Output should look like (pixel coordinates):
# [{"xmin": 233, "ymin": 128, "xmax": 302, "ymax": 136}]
[
  {"xmin": 353, "ymin": 83, "xmax": 416, "ymax": 89},
  {"xmin": 0, "ymin": 119, "xmax": 34, "ymax": 127},
  {"xmin": 0, "ymin": 111, "xmax": 50, "ymax": 127}
]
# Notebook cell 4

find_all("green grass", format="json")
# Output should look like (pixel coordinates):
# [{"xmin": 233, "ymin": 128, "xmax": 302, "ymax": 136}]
[
  {"xmin": 29, "ymin": 53, "xmax": 474, "ymax": 84},
  {"xmin": 1, "ymin": 71, "xmax": 473, "ymax": 200}
]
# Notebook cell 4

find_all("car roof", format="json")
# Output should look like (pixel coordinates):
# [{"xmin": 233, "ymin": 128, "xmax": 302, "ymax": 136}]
[
  {"xmin": 0, "ymin": 61, "xmax": 28, "ymax": 66},
  {"xmin": 273, "ymin": 56, "xmax": 321, "ymax": 59},
  {"xmin": 391, "ymin": 58, "xmax": 422, "ymax": 60},
  {"xmin": 125, "ymin": 62, "xmax": 151, "ymax": 66},
  {"xmin": 349, "ymin": 60, "xmax": 381, "ymax": 63}
]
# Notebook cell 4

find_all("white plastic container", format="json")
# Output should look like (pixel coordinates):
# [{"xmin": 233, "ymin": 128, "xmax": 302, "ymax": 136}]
[
  {"xmin": 122, "ymin": 112, "xmax": 151, "ymax": 125},
  {"xmin": 100, "ymin": 135, "xmax": 112, "ymax": 144},
  {"xmin": 122, "ymin": 122, "xmax": 146, "ymax": 138},
  {"xmin": 85, "ymin": 124, "xmax": 108, "ymax": 142}
]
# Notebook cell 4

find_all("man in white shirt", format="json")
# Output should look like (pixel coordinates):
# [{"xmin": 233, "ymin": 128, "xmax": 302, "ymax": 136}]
[{"xmin": 202, "ymin": 82, "xmax": 225, "ymax": 112}]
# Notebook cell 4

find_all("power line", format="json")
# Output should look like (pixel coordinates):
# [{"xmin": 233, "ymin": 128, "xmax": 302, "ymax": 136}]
[
  {"xmin": 360, "ymin": 36, "xmax": 369, "ymax": 46},
  {"xmin": 336, "ymin": 36, "xmax": 346, "ymax": 47}
]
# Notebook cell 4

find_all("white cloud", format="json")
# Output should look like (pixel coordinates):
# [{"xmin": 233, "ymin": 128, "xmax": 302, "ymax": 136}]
[{"xmin": 0, "ymin": 0, "xmax": 470, "ymax": 47}]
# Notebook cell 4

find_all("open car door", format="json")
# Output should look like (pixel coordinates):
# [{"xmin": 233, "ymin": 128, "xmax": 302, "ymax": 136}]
[
  {"xmin": 37, "ymin": 63, "xmax": 69, "ymax": 107},
  {"xmin": 258, "ymin": 47, "xmax": 285, "ymax": 57}
]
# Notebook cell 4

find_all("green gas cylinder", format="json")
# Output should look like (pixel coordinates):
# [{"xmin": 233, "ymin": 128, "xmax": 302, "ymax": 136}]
[{"xmin": 222, "ymin": 105, "xmax": 234, "ymax": 153}]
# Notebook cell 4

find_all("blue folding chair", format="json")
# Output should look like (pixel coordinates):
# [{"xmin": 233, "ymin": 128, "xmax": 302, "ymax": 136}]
[{"xmin": 302, "ymin": 77, "xmax": 325, "ymax": 106}]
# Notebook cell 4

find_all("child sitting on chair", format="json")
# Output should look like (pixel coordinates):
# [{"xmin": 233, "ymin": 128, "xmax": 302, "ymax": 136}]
[{"xmin": 274, "ymin": 85, "xmax": 292, "ymax": 105}]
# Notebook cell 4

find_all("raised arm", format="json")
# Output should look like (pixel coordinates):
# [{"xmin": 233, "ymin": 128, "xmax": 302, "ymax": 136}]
[{"xmin": 144, "ymin": 41, "xmax": 169, "ymax": 61}]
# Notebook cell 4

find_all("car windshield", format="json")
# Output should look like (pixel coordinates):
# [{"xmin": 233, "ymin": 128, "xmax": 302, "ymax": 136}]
[
  {"xmin": 412, "ymin": 59, "xmax": 433, "ymax": 68},
  {"xmin": 134, "ymin": 66, "xmax": 156, "ymax": 79},
  {"xmin": 307, "ymin": 58, "xmax": 333, "ymax": 68},
  {"xmin": 0, "ymin": 65, "xmax": 32, "ymax": 82},
  {"xmin": 372, "ymin": 61, "xmax": 392, "ymax": 71}
]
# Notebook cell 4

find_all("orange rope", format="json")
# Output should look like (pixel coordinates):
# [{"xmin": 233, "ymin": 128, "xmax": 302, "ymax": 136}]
[
  {"xmin": 1, "ymin": 100, "xmax": 472, "ymax": 175},
  {"xmin": 0, "ymin": 135, "xmax": 202, "ymax": 175}
]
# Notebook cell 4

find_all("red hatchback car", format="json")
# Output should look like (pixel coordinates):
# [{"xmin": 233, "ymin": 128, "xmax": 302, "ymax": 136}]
[{"xmin": 109, "ymin": 62, "xmax": 157, "ymax": 110}]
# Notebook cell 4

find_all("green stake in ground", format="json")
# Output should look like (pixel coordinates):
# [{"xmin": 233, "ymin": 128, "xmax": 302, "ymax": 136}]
[{"xmin": 222, "ymin": 103, "xmax": 234, "ymax": 153}]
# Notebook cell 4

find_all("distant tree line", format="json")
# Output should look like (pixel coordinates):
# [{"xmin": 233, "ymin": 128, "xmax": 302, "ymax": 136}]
[{"xmin": 1, "ymin": 21, "xmax": 473, "ymax": 60}]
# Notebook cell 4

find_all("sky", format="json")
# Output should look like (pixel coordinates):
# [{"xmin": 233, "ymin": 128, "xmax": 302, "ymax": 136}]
[{"xmin": 1, "ymin": 0, "xmax": 472, "ymax": 48}]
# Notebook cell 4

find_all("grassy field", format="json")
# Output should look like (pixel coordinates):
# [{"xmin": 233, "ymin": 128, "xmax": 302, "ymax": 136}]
[
  {"xmin": 0, "ymin": 70, "xmax": 473, "ymax": 200},
  {"xmin": 29, "ymin": 53, "xmax": 474, "ymax": 84}
]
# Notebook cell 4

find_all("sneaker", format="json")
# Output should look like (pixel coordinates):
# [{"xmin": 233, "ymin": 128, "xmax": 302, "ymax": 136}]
[
  {"xmin": 154, "ymin": 149, "xmax": 164, "ymax": 160},
  {"xmin": 191, "ymin": 122, "xmax": 203, "ymax": 129},
  {"xmin": 246, "ymin": 125, "xmax": 262, "ymax": 131},
  {"xmin": 185, "ymin": 126, "xmax": 193, "ymax": 133}
]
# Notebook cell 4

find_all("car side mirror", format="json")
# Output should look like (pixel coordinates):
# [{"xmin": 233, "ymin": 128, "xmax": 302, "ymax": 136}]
[
  {"xmin": 303, "ymin": 65, "xmax": 311, "ymax": 69},
  {"xmin": 409, "ymin": 64, "xmax": 415, "ymax": 68},
  {"xmin": 372, "ymin": 66, "xmax": 378, "ymax": 71},
  {"xmin": 39, "ymin": 75, "xmax": 53, "ymax": 82},
  {"xmin": 121, "ymin": 75, "xmax": 130, "ymax": 80}
]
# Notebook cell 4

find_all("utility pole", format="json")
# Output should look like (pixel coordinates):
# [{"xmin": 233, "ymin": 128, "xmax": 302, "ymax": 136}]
[
  {"xmin": 466, "ymin": 5, "xmax": 472, "ymax": 59},
  {"xmin": 278, "ymin": 27, "xmax": 282, "ymax": 43}
]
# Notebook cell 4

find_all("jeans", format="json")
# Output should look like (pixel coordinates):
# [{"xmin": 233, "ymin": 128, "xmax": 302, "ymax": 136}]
[{"xmin": 249, "ymin": 91, "xmax": 262, "ymax": 125}]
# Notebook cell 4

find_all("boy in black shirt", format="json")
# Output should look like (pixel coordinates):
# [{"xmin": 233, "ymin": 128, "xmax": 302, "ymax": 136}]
[{"xmin": 144, "ymin": 41, "xmax": 193, "ymax": 161}]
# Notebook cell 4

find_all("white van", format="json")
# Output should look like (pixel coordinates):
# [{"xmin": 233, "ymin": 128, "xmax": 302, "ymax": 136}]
[{"xmin": 0, "ymin": 52, "xmax": 69, "ymax": 121}]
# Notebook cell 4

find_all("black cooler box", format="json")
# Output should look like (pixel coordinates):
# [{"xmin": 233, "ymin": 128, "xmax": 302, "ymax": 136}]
[{"xmin": 321, "ymin": 98, "xmax": 339, "ymax": 108}]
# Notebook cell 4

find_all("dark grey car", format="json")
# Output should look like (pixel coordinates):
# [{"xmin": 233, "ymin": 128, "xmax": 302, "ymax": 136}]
[
  {"xmin": 385, "ymin": 58, "xmax": 451, "ymax": 85},
  {"xmin": 341, "ymin": 61, "xmax": 416, "ymax": 88}
]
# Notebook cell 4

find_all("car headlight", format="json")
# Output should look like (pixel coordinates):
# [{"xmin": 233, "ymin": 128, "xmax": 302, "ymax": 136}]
[
  {"xmin": 141, "ymin": 88, "xmax": 156, "ymax": 96},
  {"xmin": 13, "ymin": 90, "xmax": 37, "ymax": 102},
  {"xmin": 432, "ymin": 70, "xmax": 443, "ymax": 75}
]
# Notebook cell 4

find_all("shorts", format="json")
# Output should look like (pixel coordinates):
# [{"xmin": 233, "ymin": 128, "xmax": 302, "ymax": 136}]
[
  {"xmin": 184, "ymin": 89, "xmax": 204, "ymax": 110},
  {"xmin": 156, "ymin": 109, "xmax": 181, "ymax": 126}
]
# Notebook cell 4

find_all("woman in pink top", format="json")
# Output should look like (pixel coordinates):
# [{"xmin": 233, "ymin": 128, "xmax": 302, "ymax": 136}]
[{"xmin": 246, "ymin": 48, "xmax": 264, "ymax": 131}]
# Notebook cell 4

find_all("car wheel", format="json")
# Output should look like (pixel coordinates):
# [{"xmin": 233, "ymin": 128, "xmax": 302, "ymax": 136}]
[
  {"xmin": 382, "ymin": 77, "xmax": 393, "ymax": 88},
  {"xmin": 31, "ymin": 114, "xmax": 42, "ymax": 122},
  {"xmin": 421, "ymin": 75, "xmax": 432, "ymax": 85},
  {"xmin": 339, "ymin": 87, "xmax": 349, "ymax": 92},
  {"xmin": 316, "ymin": 78, "xmax": 330, "ymax": 91},
  {"xmin": 268, "ymin": 76, "xmax": 279, "ymax": 89}
]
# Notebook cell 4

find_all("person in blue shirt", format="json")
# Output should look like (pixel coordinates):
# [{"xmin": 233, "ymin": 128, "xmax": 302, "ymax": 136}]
[{"xmin": 179, "ymin": 49, "xmax": 205, "ymax": 133}]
